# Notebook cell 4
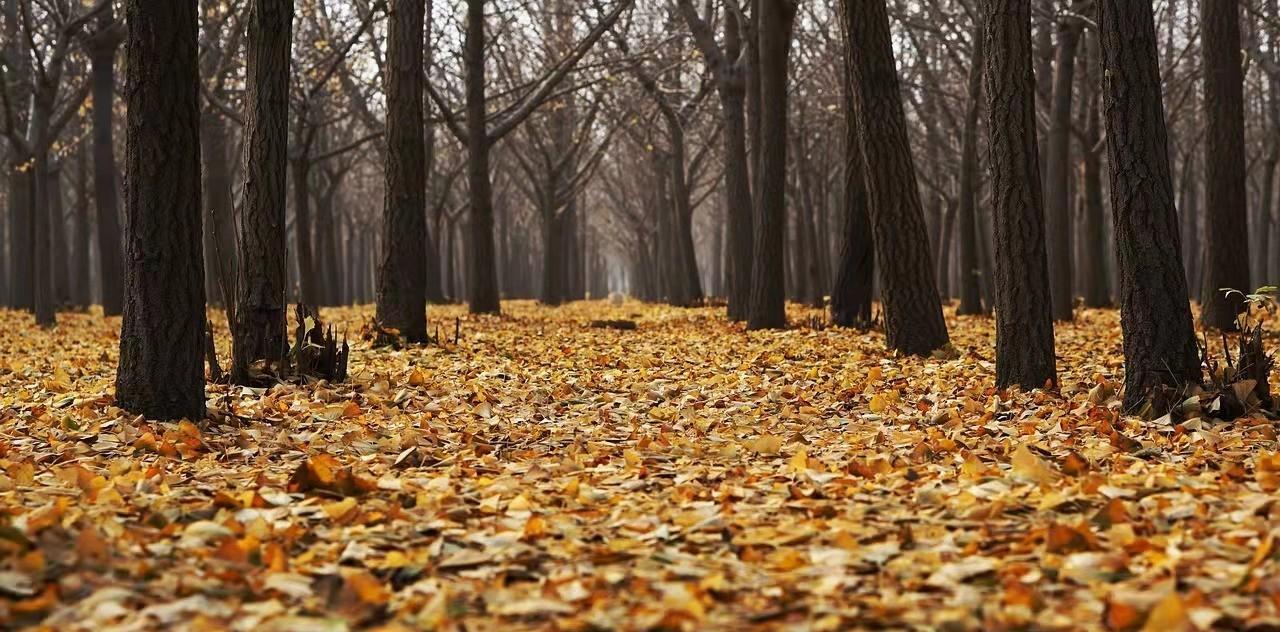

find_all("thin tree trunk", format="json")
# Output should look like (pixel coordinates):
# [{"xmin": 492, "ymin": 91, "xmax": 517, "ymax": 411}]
[
  {"xmin": 88, "ymin": 12, "xmax": 124, "ymax": 316},
  {"xmin": 956, "ymin": 21, "xmax": 986, "ymax": 316}
]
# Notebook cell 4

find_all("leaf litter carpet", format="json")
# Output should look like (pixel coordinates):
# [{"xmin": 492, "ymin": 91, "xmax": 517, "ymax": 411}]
[{"xmin": 1, "ymin": 301, "xmax": 1279, "ymax": 631}]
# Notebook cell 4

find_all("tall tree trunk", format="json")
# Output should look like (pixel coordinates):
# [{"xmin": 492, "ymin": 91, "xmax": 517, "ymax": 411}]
[
  {"xmin": 464, "ymin": 0, "xmax": 501, "ymax": 314},
  {"xmin": 117, "ymin": 0, "xmax": 206, "ymax": 420},
  {"xmin": 1080, "ymin": 31, "xmax": 1110, "ymax": 307},
  {"xmin": 201, "ymin": 111, "xmax": 235, "ymax": 307},
  {"xmin": 30, "ymin": 130, "xmax": 54, "ymax": 327},
  {"xmin": 232, "ymin": 0, "xmax": 293, "ymax": 383},
  {"xmin": 982, "ymin": 0, "xmax": 1057, "ymax": 389},
  {"xmin": 6, "ymin": 171, "xmax": 32, "ymax": 311},
  {"xmin": 377, "ymin": 0, "xmax": 428, "ymax": 340},
  {"xmin": 831, "ymin": 25, "xmax": 874, "ymax": 328},
  {"xmin": 845, "ymin": 0, "xmax": 949, "ymax": 355},
  {"xmin": 721, "ymin": 14, "xmax": 753, "ymax": 321},
  {"xmin": 956, "ymin": 21, "xmax": 986, "ymax": 316},
  {"xmin": 73, "ymin": 142, "xmax": 92, "ymax": 307},
  {"xmin": 1097, "ymin": 0, "xmax": 1201, "ymax": 409},
  {"xmin": 88, "ymin": 12, "xmax": 124, "ymax": 317},
  {"xmin": 1198, "ymin": 0, "xmax": 1250, "ymax": 330},
  {"xmin": 747, "ymin": 0, "xmax": 796, "ymax": 330},
  {"xmin": 48, "ymin": 162, "xmax": 70, "ymax": 309},
  {"xmin": 1042, "ymin": 17, "xmax": 1082, "ymax": 320}
]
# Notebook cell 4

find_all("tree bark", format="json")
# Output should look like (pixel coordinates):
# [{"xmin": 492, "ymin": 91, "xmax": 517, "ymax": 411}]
[
  {"xmin": 831, "ymin": 16, "xmax": 874, "ymax": 328},
  {"xmin": 88, "ymin": 13, "xmax": 124, "ymax": 317},
  {"xmin": 464, "ymin": 0, "xmax": 501, "ymax": 314},
  {"xmin": 1044, "ymin": 16, "xmax": 1082, "ymax": 321},
  {"xmin": 982, "ymin": 0, "xmax": 1057, "ymax": 390},
  {"xmin": 747, "ymin": 0, "xmax": 796, "ymax": 330},
  {"xmin": 232, "ymin": 0, "xmax": 293, "ymax": 383},
  {"xmin": 956, "ymin": 21, "xmax": 986, "ymax": 316},
  {"xmin": 1080, "ymin": 30, "xmax": 1110, "ymax": 307},
  {"xmin": 845, "ymin": 0, "xmax": 949, "ymax": 355},
  {"xmin": 116, "ymin": 0, "xmax": 207, "ymax": 420},
  {"xmin": 1097, "ymin": 0, "xmax": 1201, "ymax": 409},
  {"xmin": 376, "ymin": 0, "xmax": 429, "ymax": 341}
]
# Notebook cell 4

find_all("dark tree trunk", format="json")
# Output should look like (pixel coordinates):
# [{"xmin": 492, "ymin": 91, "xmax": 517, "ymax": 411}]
[
  {"xmin": 290, "ymin": 156, "xmax": 318, "ymax": 307},
  {"xmin": 956, "ymin": 21, "xmax": 986, "ymax": 316},
  {"xmin": 201, "ymin": 111, "xmax": 235, "ymax": 307},
  {"xmin": 830, "ymin": 23, "xmax": 874, "ymax": 328},
  {"xmin": 88, "ymin": 12, "xmax": 124, "ymax": 317},
  {"xmin": 1097, "ymin": 0, "xmax": 1201, "ymax": 409},
  {"xmin": 845, "ymin": 0, "xmax": 949, "ymax": 355},
  {"xmin": 73, "ymin": 142, "xmax": 92, "ymax": 307},
  {"xmin": 48, "ymin": 162, "xmax": 70, "ymax": 309},
  {"xmin": 116, "ymin": 0, "xmax": 207, "ymax": 420},
  {"xmin": 982, "ymin": 0, "xmax": 1057, "ymax": 390},
  {"xmin": 1198, "ymin": 0, "xmax": 1250, "ymax": 330},
  {"xmin": 747, "ymin": 0, "xmax": 796, "ymax": 330},
  {"xmin": 464, "ymin": 0, "xmax": 501, "ymax": 314},
  {"xmin": 1080, "ymin": 31, "xmax": 1110, "ymax": 307},
  {"xmin": 376, "ymin": 0, "xmax": 428, "ymax": 340},
  {"xmin": 31, "ymin": 146, "xmax": 54, "ymax": 327},
  {"xmin": 6, "ymin": 171, "xmax": 32, "ymax": 311},
  {"xmin": 721, "ymin": 15, "xmax": 753, "ymax": 321},
  {"xmin": 232, "ymin": 0, "xmax": 293, "ymax": 383},
  {"xmin": 1043, "ymin": 17, "xmax": 1082, "ymax": 321}
]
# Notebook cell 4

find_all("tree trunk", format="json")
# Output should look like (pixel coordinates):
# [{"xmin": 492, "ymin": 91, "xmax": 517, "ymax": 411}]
[
  {"xmin": 88, "ymin": 12, "xmax": 124, "ymax": 317},
  {"xmin": 201, "ymin": 111, "xmax": 236, "ymax": 307},
  {"xmin": 722, "ymin": 14, "xmax": 753, "ymax": 320},
  {"xmin": 117, "ymin": 0, "xmax": 207, "ymax": 420},
  {"xmin": 6, "ymin": 170, "xmax": 32, "ymax": 311},
  {"xmin": 956, "ymin": 21, "xmax": 986, "ymax": 316},
  {"xmin": 1097, "ymin": 0, "xmax": 1201, "ymax": 409},
  {"xmin": 1043, "ymin": 17, "xmax": 1082, "ymax": 321},
  {"xmin": 376, "ymin": 0, "xmax": 429, "ymax": 340},
  {"xmin": 831, "ymin": 27, "xmax": 875, "ymax": 328},
  {"xmin": 48, "ymin": 162, "xmax": 70, "ymax": 310},
  {"xmin": 982, "ymin": 0, "xmax": 1057, "ymax": 389},
  {"xmin": 1198, "ymin": 0, "xmax": 1250, "ymax": 330},
  {"xmin": 464, "ymin": 0, "xmax": 501, "ymax": 314},
  {"xmin": 232, "ymin": 0, "xmax": 293, "ymax": 383},
  {"xmin": 845, "ymin": 0, "xmax": 949, "ymax": 355},
  {"xmin": 1080, "ymin": 30, "xmax": 1110, "ymax": 307},
  {"xmin": 747, "ymin": 0, "xmax": 796, "ymax": 330},
  {"xmin": 73, "ymin": 142, "xmax": 92, "ymax": 307}
]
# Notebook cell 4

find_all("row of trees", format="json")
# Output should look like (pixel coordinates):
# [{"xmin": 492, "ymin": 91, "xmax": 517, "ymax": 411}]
[{"xmin": 0, "ymin": 0, "xmax": 1273, "ymax": 419}]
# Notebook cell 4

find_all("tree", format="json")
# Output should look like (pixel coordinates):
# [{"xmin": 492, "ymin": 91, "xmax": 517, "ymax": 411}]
[
  {"xmin": 1097, "ymin": 0, "xmax": 1201, "ymax": 408},
  {"xmin": 115, "ymin": 0, "xmax": 206, "ymax": 420},
  {"xmin": 429, "ymin": 0, "xmax": 633, "ymax": 314},
  {"xmin": 677, "ymin": 0, "xmax": 754, "ymax": 321},
  {"xmin": 1198, "ymin": 0, "xmax": 1250, "ymax": 330},
  {"xmin": 956, "ymin": 21, "xmax": 986, "ymax": 316},
  {"xmin": 982, "ymin": 0, "xmax": 1056, "ymax": 389},
  {"xmin": 1041, "ymin": 3, "xmax": 1088, "ymax": 322},
  {"xmin": 845, "ymin": 0, "xmax": 949, "ymax": 355},
  {"xmin": 746, "ymin": 0, "xmax": 796, "ymax": 330},
  {"xmin": 829, "ymin": 7, "xmax": 874, "ymax": 329},
  {"xmin": 376, "ymin": 0, "xmax": 429, "ymax": 342},
  {"xmin": 86, "ymin": 8, "xmax": 124, "ymax": 316},
  {"xmin": 232, "ymin": 0, "xmax": 293, "ymax": 383}
]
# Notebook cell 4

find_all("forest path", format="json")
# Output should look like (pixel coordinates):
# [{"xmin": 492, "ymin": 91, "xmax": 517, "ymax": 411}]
[{"xmin": 0, "ymin": 302, "xmax": 1276, "ymax": 629}]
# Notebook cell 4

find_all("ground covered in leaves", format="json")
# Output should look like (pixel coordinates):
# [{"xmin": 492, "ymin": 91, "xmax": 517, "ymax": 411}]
[{"xmin": 2, "ymin": 301, "xmax": 1279, "ymax": 631}]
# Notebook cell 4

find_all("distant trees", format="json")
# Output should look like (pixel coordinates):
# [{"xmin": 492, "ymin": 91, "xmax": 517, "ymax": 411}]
[
  {"xmin": 982, "ymin": 0, "xmax": 1056, "ymax": 389},
  {"xmin": 844, "ymin": 0, "xmax": 949, "ymax": 355},
  {"xmin": 1097, "ymin": 0, "xmax": 1201, "ymax": 408},
  {"xmin": 115, "ymin": 0, "xmax": 206, "ymax": 420}
]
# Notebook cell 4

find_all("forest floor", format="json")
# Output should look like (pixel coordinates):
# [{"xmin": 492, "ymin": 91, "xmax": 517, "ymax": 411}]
[{"xmin": 1, "ymin": 300, "xmax": 1279, "ymax": 631}]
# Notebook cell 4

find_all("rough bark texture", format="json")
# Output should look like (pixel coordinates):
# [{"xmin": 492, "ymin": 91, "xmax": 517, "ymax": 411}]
[
  {"xmin": 846, "ymin": 0, "xmax": 949, "ymax": 355},
  {"xmin": 1198, "ymin": 0, "xmax": 1250, "ymax": 330},
  {"xmin": 232, "ymin": 0, "xmax": 293, "ymax": 383},
  {"xmin": 1080, "ymin": 31, "xmax": 1110, "ymax": 307},
  {"xmin": 116, "ymin": 0, "xmax": 207, "ymax": 420},
  {"xmin": 956, "ymin": 21, "xmax": 986, "ymax": 316},
  {"xmin": 87, "ymin": 14, "xmax": 124, "ymax": 317},
  {"xmin": 1097, "ymin": 0, "xmax": 1201, "ymax": 409},
  {"xmin": 377, "ymin": 0, "xmax": 429, "ymax": 341},
  {"xmin": 982, "ymin": 0, "xmax": 1057, "ymax": 390},
  {"xmin": 746, "ymin": 0, "xmax": 796, "ymax": 330},
  {"xmin": 1044, "ymin": 17, "xmax": 1082, "ymax": 321}
]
